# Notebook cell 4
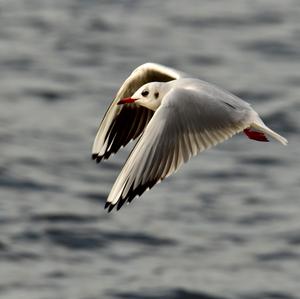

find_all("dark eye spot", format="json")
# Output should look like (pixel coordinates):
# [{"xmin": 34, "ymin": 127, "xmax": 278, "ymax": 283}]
[
  {"xmin": 154, "ymin": 92, "xmax": 159, "ymax": 99},
  {"xmin": 141, "ymin": 90, "xmax": 149, "ymax": 97}
]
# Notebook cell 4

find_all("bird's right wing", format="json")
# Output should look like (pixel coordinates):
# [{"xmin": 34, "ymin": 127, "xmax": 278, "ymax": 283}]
[
  {"xmin": 105, "ymin": 87, "xmax": 254, "ymax": 211},
  {"xmin": 92, "ymin": 63, "xmax": 187, "ymax": 162}
]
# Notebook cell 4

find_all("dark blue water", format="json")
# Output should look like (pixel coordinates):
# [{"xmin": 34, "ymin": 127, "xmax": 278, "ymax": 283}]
[{"xmin": 0, "ymin": 1, "xmax": 300, "ymax": 298}]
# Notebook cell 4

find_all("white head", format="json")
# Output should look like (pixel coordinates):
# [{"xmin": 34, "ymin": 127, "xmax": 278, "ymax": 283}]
[{"xmin": 118, "ymin": 82, "xmax": 166, "ymax": 111}]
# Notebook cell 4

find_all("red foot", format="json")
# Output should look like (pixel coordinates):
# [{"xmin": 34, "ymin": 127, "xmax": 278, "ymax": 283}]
[{"xmin": 244, "ymin": 128, "xmax": 269, "ymax": 142}]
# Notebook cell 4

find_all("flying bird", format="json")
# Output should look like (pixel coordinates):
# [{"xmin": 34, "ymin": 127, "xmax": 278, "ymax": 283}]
[{"xmin": 92, "ymin": 63, "xmax": 287, "ymax": 212}]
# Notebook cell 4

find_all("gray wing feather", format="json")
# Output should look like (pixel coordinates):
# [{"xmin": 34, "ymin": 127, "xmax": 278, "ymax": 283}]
[
  {"xmin": 106, "ymin": 87, "xmax": 254, "ymax": 211},
  {"xmin": 92, "ymin": 63, "xmax": 186, "ymax": 162}
]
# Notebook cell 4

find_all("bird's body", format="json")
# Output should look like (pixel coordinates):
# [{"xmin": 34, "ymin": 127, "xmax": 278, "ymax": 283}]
[{"xmin": 92, "ymin": 63, "xmax": 287, "ymax": 212}]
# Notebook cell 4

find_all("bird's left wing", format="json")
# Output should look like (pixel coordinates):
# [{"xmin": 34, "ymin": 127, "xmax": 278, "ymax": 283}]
[
  {"xmin": 105, "ymin": 87, "xmax": 253, "ymax": 211},
  {"xmin": 92, "ymin": 63, "xmax": 186, "ymax": 162}
]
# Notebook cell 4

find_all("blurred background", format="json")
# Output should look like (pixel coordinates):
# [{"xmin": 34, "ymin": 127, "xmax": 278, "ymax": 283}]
[{"xmin": 0, "ymin": 1, "xmax": 299, "ymax": 298}]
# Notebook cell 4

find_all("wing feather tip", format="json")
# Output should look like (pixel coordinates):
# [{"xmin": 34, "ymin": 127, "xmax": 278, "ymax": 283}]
[
  {"xmin": 116, "ymin": 198, "xmax": 127, "ymax": 210},
  {"xmin": 96, "ymin": 156, "xmax": 103, "ymax": 163},
  {"xmin": 104, "ymin": 179, "xmax": 159, "ymax": 212},
  {"xmin": 107, "ymin": 202, "xmax": 116, "ymax": 213},
  {"xmin": 104, "ymin": 201, "xmax": 115, "ymax": 213},
  {"xmin": 105, "ymin": 199, "xmax": 127, "ymax": 212},
  {"xmin": 92, "ymin": 153, "xmax": 103, "ymax": 163}
]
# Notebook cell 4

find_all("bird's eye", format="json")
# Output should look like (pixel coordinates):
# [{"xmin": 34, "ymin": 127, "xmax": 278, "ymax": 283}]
[
  {"xmin": 154, "ymin": 92, "xmax": 159, "ymax": 99},
  {"xmin": 141, "ymin": 90, "xmax": 149, "ymax": 97}
]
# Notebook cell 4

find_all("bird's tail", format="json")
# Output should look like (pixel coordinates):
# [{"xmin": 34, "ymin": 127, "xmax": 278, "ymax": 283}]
[{"xmin": 250, "ymin": 120, "xmax": 288, "ymax": 145}]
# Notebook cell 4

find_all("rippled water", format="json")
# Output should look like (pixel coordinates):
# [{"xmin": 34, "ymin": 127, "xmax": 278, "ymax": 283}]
[{"xmin": 0, "ymin": 1, "xmax": 300, "ymax": 298}]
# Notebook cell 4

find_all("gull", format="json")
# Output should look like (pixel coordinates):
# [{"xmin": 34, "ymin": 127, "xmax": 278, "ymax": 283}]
[{"xmin": 92, "ymin": 63, "xmax": 287, "ymax": 212}]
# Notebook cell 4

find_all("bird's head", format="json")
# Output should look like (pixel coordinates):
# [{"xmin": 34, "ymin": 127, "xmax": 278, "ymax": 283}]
[{"xmin": 118, "ymin": 82, "xmax": 165, "ymax": 111}]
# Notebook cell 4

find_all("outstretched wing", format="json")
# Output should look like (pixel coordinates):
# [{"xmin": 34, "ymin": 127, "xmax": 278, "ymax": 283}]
[
  {"xmin": 92, "ymin": 62, "xmax": 186, "ymax": 162},
  {"xmin": 105, "ymin": 87, "xmax": 254, "ymax": 211}
]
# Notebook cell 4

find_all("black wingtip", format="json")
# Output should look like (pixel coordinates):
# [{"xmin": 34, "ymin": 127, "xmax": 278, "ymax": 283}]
[
  {"xmin": 107, "ymin": 203, "xmax": 115, "ymax": 213},
  {"xmin": 104, "ymin": 201, "xmax": 116, "ymax": 213},
  {"xmin": 91, "ymin": 153, "xmax": 103, "ymax": 163},
  {"xmin": 104, "ymin": 180, "xmax": 158, "ymax": 212},
  {"xmin": 96, "ymin": 156, "xmax": 102, "ymax": 163},
  {"xmin": 116, "ymin": 198, "xmax": 127, "ymax": 211}
]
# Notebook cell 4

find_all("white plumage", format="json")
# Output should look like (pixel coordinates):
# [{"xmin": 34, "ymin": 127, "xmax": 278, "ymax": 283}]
[{"xmin": 92, "ymin": 63, "xmax": 287, "ymax": 212}]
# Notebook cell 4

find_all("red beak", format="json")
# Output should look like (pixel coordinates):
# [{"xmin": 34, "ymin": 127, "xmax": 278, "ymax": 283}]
[{"xmin": 117, "ymin": 97, "xmax": 136, "ymax": 105}]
